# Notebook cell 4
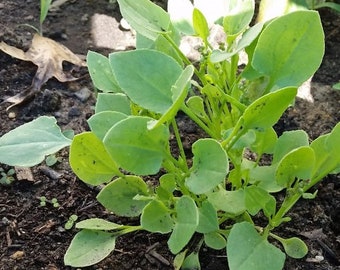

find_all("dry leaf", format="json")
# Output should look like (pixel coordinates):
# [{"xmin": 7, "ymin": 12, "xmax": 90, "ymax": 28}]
[{"xmin": 0, "ymin": 34, "xmax": 86, "ymax": 108}]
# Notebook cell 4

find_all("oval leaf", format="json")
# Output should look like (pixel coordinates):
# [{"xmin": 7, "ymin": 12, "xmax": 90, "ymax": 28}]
[
  {"xmin": 64, "ymin": 230, "xmax": 116, "ymax": 267},
  {"xmin": 76, "ymin": 218, "xmax": 123, "ymax": 231},
  {"xmin": 186, "ymin": 138, "xmax": 229, "ymax": 194},
  {"xmin": 97, "ymin": 175, "xmax": 149, "ymax": 217}
]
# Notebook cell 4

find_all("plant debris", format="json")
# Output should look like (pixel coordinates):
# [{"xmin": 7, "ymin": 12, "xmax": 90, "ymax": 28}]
[{"xmin": 0, "ymin": 34, "xmax": 86, "ymax": 109}]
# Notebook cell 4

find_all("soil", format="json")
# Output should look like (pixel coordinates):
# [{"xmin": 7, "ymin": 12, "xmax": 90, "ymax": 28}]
[{"xmin": 0, "ymin": 1, "xmax": 340, "ymax": 270}]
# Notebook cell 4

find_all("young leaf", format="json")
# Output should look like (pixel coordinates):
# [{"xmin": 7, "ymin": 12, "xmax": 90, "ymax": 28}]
[
  {"xmin": 252, "ymin": 11, "xmax": 324, "ymax": 90},
  {"xmin": 0, "ymin": 116, "xmax": 71, "ymax": 167},
  {"xmin": 249, "ymin": 165, "xmax": 283, "ymax": 193},
  {"xmin": 69, "ymin": 132, "xmax": 120, "ymax": 185},
  {"xmin": 168, "ymin": 196, "xmax": 198, "ymax": 254},
  {"xmin": 181, "ymin": 250, "xmax": 201, "ymax": 270},
  {"xmin": 117, "ymin": 0, "xmax": 170, "ymax": 41},
  {"xmin": 223, "ymin": 0, "xmax": 255, "ymax": 36},
  {"xmin": 103, "ymin": 116, "xmax": 169, "ymax": 175},
  {"xmin": 193, "ymin": 8, "xmax": 209, "ymax": 42},
  {"xmin": 141, "ymin": 200, "xmax": 174, "ymax": 233},
  {"xmin": 277, "ymin": 237, "xmax": 308, "ymax": 259},
  {"xmin": 40, "ymin": 0, "xmax": 52, "ymax": 25},
  {"xmin": 273, "ymin": 130, "xmax": 309, "ymax": 164},
  {"xmin": 244, "ymin": 186, "xmax": 276, "ymax": 217},
  {"xmin": 241, "ymin": 87, "xmax": 297, "ymax": 131},
  {"xmin": 186, "ymin": 139, "xmax": 229, "ymax": 194},
  {"xmin": 196, "ymin": 201, "xmax": 219, "ymax": 234},
  {"xmin": 204, "ymin": 232, "xmax": 226, "ymax": 250},
  {"xmin": 64, "ymin": 230, "xmax": 116, "ymax": 267},
  {"xmin": 97, "ymin": 175, "xmax": 149, "ymax": 217},
  {"xmin": 87, "ymin": 51, "xmax": 121, "ymax": 93},
  {"xmin": 95, "ymin": 93, "xmax": 131, "ymax": 115},
  {"xmin": 276, "ymin": 146, "xmax": 315, "ymax": 187},
  {"xmin": 88, "ymin": 111, "xmax": 127, "ymax": 140},
  {"xmin": 208, "ymin": 189, "xmax": 246, "ymax": 215},
  {"xmin": 227, "ymin": 222, "xmax": 285, "ymax": 270},
  {"xmin": 110, "ymin": 49, "xmax": 182, "ymax": 114},
  {"xmin": 76, "ymin": 218, "xmax": 123, "ymax": 231}
]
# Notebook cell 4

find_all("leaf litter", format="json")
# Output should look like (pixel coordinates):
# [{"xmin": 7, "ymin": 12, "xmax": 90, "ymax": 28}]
[{"xmin": 0, "ymin": 34, "xmax": 86, "ymax": 110}]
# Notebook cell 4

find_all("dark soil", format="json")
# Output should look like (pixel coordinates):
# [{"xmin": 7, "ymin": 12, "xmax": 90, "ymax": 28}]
[{"xmin": 0, "ymin": 1, "xmax": 340, "ymax": 269}]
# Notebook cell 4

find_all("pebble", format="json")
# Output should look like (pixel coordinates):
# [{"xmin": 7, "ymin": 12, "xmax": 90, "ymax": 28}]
[
  {"xmin": 74, "ymin": 87, "xmax": 92, "ymax": 102},
  {"xmin": 68, "ymin": 107, "xmax": 81, "ymax": 117}
]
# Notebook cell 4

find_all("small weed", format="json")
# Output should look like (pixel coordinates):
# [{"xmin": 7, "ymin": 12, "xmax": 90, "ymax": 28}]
[
  {"xmin": 39, "ymin": 196, "xmax": 60, "ymax": 208},
  {"xmin": 65, "ymin": 215, "xmax": 78, "ymax": 230},
  {"xmin": 0, "ymin": 167, "xmax": 15, "ymax": 185}
]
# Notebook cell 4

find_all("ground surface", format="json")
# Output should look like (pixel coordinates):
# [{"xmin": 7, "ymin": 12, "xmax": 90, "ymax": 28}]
[{"xmin": 0, "ymin": 1, "xmax": 340, "ymax": 269}]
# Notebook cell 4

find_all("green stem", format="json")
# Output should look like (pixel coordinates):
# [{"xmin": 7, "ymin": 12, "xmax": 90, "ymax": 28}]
[{"xmin": 171, "ymin": 119, "xmax": 189, "ymax": 172}]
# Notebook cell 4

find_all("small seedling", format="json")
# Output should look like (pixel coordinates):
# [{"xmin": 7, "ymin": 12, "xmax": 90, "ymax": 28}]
[
  {"xmin": 45, "ymin": 154, "xmax": 62, "ymax": 167},
  {"xmin": 39, "ymin": 196, "xmax": 60, "ymax": 208},
  {"xmin": 39, "ymin": 196, "xmax": 47, "ymax": 207},
  {"xmin": 65, "ymin": 215, "xmax": 78, "ymax": 230},
  {"xmin": 0, "ymin": 168, "xmax": 15, "ymax": 185}
]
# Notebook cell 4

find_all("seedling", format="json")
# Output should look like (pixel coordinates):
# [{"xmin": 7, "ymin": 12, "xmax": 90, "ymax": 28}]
[
  {"xmin": 0, "ymin": 167, "xmax": 15, "ymax": 185},
  {"xmin": 65, "ymin": 214, "xmax": 78, "ymax": 230},
  {"xmin": 0, "ymin": 0, "xmax": 339, "ymax": 269},
  {"xmin": 39, "ymin": 196, "xmax": 60, "ymax": 208},
  {"xmin": 45, "ymin": 154, "xmax": 62, "ymax": 167}
]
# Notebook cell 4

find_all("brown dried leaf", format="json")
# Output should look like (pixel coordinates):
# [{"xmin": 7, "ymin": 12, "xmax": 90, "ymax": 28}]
[{"xmin": 0, "ymin": 34, "xmax": 86, "ymax": 108}]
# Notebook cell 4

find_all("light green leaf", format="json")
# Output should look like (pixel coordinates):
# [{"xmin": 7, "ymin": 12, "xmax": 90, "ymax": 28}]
[
  {"xmin": 110, "ymin": 49, "xmax": 182, "ymax": 114},
  {"xmin": 193, "ymin": 8, "xmax": 209, "ymax": 42},
  {"xmin": 95, "ymin": 93, "xmax": 131, "ymax": 115},
  {"xmin": 250, "ymin": 127, "xmax": 278, "ymax": 155},
  {"xmin": 273, "ymin": 130, "xmax": 309, "ymax": 164},
  {"xmin": 117, "ymin": 0, "xmax": 170, "ymax": 40},
  {"xmin": 204, "ymin": 232, "xmax": 226, "ymax": 250},
  {"xmin": 76, "ymin": 218, "xmax": 123, "ymax": 231},
  {"xmin": 40, "ymin": 0, "xmax": 52, "ymax": 24},
  {"xmin": 103, "ymin": 116, "xmax": 169, "ymax": 175},
  {"xmin": 223, "ymin": 0, "xmax": 255, "ymax": 36},
  {"xmin": 69, "ymin": 132, "xmax": 120, "ymax": 185},
  {"xmin": 196, "ymin": 201, "xmax": 219, "ymax": 233},
  {"xmin": 186, "ymin": 96, "xmax": 208, "ymax": 119},
  {"xmin": 227, "ymin": 222, "xmax": 285, "ymax": 270},
  {"xmin": 241, "ymin": 87, "xmax": 297, "ymax": 131},
  {"xmin": 97, "ymin": 175, "xmax": 149, "ymax": 217},
  {"xmin": 244, "ymin": 186, "xmax": 276, "ymax": 217},
  {"xmin": 249, "ymin": 165, "xmax": 283, "ymax": 193},
  {"xmin": 148, "ymin": 65, "xmax": 193, "ymax": 129},
  {"xmin": 252, "ymin": 10, "xmax": 324, "ymax": 90},
  {"xmin": 276, "ymin": 146, "xmax": 315, "ymax": 187},
  {"xmin": 181, "ymin": 250, "xmax": 200, "ymax": 270},
  {"xmin": 168, "ymin": 196, "xmax": 198, "ymax": 254},
  {"xmin": 278, "ymin": 237, "xmax": 308, "ymax": 259},
  {"xmin": 64, "ymin": 230, "xmax": 116, "ymax": 267},
  {"xmin": 141, "ymin": 200, "xmax": 174, "ymax": 233},
  {"xmin": 88, "ymin": 111, "xmax": 127, "ymax": 140},
  {"xmin": 87, "ymin": 51, "xmax": 121, "ymax": 92},
  {"xmin": 208, "ymin": 189, "xmax": 246, "ymax": 215},
  {"xmin": 186, "ymin": 139, "xmax": 228, "ymax": 194},
  {"xmin": 0, "ymin": 116, "xmax": 71, "ymax": 167}
]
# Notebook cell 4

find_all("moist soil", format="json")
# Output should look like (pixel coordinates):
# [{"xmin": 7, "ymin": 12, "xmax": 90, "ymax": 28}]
[{"xmin": 0, "ymin": 1, "xmax": 340, "ymax": 269}]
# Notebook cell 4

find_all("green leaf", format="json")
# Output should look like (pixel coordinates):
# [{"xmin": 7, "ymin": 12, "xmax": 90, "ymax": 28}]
[
  {"xmin": 273, "ymin": 130, "xmax": 309, "ymax": 164},
  {"xmin": 193, "ymin": 8, "xmax": 209, "ymax": 42},
  {"xmin": 117, "ymin": 0, "xmax": 170, "ymax": 41},
  {"xmin": 0, "ymin": 116, "xmax": 71, "ymax": 167},
  {"xmin": 141, "ymin": 200, "xmax": 174, "ymax": 233},
  {"xmin": 244, "ymin": 186, "xmax": 276, "ymax": 217},
  {"xmin": 186, "ymin": 139, "xmax": 228, "ymax": 194},
  {"xmin": 223, "ymin": 0, "xmax": 255, "ymax": 36},
  {"xmin": 95, "ymin": 93, "xmax": 131, "ymax": 115},
  {"xmin": 186, "ymin": 96, "xmax": 208, "ymax": 119},
  {"xmin": 315, "ymin": 2, "xmax": 340, "ymax": 12},
  {"xmin": 208, "ymin": 189, "xmax": 246, "ymax": 215},
  {"xmin": 76, "ymin": 218, "xmax": 123, "ymax": 231},
  {"xmin": 249, "ymin": 165, "xmax": 283, "ymax": 193},
  {"xmin": 88, "ymin": 111, "xmax": 127, "ymax": 140},
  {"xmin": 252, "ymin": 10, "xmax": 324, "ymax": 90},
  {"xmin": 103, "ymin": 116, "xmax": 169, "ymax": 175},
  {"xmin": 204, "ymin": 232, "xmax": 226, "ymax": 250},
  {"xmin": 167, "ymin": 0, "xmax": 194, "ymax": 35},
  {"xmin": 97, "ymin": 175, "xmax": 149, "ymax": 217},
  {"xmin": 168, "ymin": 196, "xmax": 198, "ymax": 254},
  {"xmin": 110, "ymin": 49, "xmax": 183, "ymax": 114},
  {"xmin": 87, "ymin": 51, "xmax": 121, "ymax": 92},
  {"xmin": 227, "ymin": 222, "xmax": 285, "ymax": 270},
  {"xmin": 196, "ymin": 201, "xmax": 219, "ymax": 233},
  {"xmin": 64, "ymin": 230, "xmax": 116, "ymax": 267},
  {"xmin": 241, "ymin": 87, "xmax": 297, "ymax": 131},
  {"xmin": 181, "ymin": 250, "xmax": 200, "ymax": 270},
  {"xmin": 40, "ymin": 0, "xmax": 52, "ymax": 24},
  {"xmin": 148, "ymin": 65, "xmax": 193, "ymax": 129},
  {"xmin": 276, "ymin": 146, "xmax": 315, "ymax": 187},
  {"xmin": 250, "ymin": 127, "xmax": 278, "ymax": 155},
  {"xmin": 278, "ymin": 237, "xmax": 308, "ymax": 259},
  {"xmin": 69, "ymin": 132, "xmax": 120, "ymax": 185}
]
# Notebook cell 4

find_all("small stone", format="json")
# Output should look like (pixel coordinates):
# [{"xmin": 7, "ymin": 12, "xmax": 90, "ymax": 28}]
[
  {"xmin": 68, "ymin": 107, "xmax": 81, "ymax": 117},
  {"xmin": 74, "ymin": 87, "xmax": 92, "ymax": 102},
  {"xmin": 8, "ymin": 112, "xmax": 16, "ymax": 119},
  {"xmin": 120, "ymin": 18, "xmax": 131, "ymax": 30}
]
